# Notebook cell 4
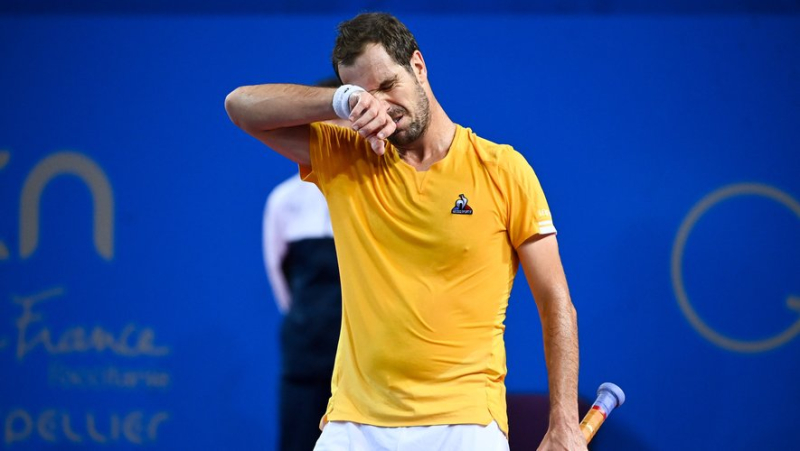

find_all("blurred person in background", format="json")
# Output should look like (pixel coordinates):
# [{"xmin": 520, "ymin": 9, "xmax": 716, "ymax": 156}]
[{"xmin": 264, "ymin": 78, "xmax": 346, "ymax": 451}]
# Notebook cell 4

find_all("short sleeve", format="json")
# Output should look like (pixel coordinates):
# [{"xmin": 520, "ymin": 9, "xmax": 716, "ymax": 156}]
[
  {"xmin": 299, "ymin": 122, "xmax": 365, "ymax": 193},
  {"xmin": 501, "ymin": 148, "xmax": 557, "ymax": 249}
]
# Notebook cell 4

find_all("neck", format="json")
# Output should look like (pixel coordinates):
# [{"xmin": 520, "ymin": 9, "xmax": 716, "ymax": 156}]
[{"xmin": 395, "ymin": 101, "xmax": 456, "ymax": 171}]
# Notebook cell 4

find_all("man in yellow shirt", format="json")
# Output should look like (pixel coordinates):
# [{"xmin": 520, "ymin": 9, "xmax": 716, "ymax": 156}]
[{"xmin": 226, "ymin": 12, "xmax": 585, "ymax": 451}]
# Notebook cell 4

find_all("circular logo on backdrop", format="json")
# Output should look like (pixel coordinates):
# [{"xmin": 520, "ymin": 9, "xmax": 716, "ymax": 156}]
[{"xmin": 671, "ymin": 183, "xmax": 800, "ymax": 353}]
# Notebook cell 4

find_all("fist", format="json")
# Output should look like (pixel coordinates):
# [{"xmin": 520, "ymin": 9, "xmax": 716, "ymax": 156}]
[{"xmin": 348, "ymin": 91, "xmax": 397, "ymax": 155}]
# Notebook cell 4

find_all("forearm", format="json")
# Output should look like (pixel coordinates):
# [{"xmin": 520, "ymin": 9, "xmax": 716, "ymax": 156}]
[
  {"xmin": 538, "ymin": 291, "xmax": 580, "ymax": 428},
  {"xmin": 519, "ymin": 235, "xmax": 581, "ymax": 427},
  {"xmin": 224, "ymin": 83, "xmax": 337, "ymax": 133}
]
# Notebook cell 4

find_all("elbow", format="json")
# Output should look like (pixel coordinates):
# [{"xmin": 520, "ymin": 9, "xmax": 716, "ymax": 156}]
[
  {"xmin": 570, "ymin": 300, "xmax": 578, "ymax": 325},
  {"xmin": 539, "ymin": 287, "xmax": 577, "ymax": 323},
  {"xmin": 562, "ymin": 289, "xmax": 578, "ymax": 322},
  {"xmin": 556, "ymin": 293, "xmax": 578, "ymax": 324}
]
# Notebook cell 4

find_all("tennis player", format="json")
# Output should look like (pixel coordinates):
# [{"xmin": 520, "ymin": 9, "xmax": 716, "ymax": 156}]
[{"xmin": 226, "ymin": 12, "xmax": 585, "ymax": 451}]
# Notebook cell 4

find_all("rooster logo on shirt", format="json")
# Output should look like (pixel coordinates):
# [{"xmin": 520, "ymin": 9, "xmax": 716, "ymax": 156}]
[{"xmin": 451, "ymin": 194, "xmax": 473, "ymax": 215}]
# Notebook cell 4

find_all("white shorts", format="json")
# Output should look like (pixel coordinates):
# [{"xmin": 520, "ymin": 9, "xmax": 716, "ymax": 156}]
[{"xmin": 313, "ymin": 420, "xmax": 509, "ymax": 451}]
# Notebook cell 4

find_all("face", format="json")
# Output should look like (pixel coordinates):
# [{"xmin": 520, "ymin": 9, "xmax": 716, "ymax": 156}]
[{"xmin": 338, "ymin": 43, "xmax": 430, "ymax": 146}]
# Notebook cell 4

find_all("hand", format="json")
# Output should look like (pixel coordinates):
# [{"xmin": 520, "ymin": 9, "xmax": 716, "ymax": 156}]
[
  {"xmin": 348, "ymin": 91, "xmax": 396, "ymax": 155},
  {"xmin": 537, "ymin": 424, "xmax": 588, "ymax": 451}
]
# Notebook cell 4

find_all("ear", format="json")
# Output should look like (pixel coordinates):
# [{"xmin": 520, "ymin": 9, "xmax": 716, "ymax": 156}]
[{"xmin": 410, "ymin": 50, "xmax": 427, "ymax": 85}]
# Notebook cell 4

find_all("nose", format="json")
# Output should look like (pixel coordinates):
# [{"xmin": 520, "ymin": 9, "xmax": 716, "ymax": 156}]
[{"xmin": 375, "ymin": 96, "xmax": 396, "ymax": 113}]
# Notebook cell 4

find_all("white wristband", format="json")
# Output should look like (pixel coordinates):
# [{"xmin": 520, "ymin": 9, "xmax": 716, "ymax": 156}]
[{"xmin": 332, "ymin": 84, "xmax": 365, "ymax": 120}]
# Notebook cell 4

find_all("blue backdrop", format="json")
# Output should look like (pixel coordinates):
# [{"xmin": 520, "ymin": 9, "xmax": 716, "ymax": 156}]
[{"xmin": 1, "ymin": 10, "xmax": 798, "ymax": 451}]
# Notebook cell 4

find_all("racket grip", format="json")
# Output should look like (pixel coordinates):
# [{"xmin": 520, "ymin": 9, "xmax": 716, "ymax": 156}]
[
  {"xmin": 579, "ymin": 382, "xmax": 625, "ymax": 443},
  {"xmin": 580, "ymin": 406, "xmax": 606, "ymax": 443}
]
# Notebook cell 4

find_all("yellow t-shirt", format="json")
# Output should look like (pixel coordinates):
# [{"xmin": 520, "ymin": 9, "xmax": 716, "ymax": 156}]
[{"xmin": 300, "ymin": 122, "xmax": 555, "ymax": 434}]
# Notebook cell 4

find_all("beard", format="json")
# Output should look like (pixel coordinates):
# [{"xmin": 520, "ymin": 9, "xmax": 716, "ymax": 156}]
[{"xmin": 387, "ymin": 81, "xmax": 431, "ymax": 147}]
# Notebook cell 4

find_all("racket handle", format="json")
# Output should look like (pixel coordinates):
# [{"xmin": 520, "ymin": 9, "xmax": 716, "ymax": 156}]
[{"xmin": 579, "ymin": 382, "xmax": 625, "ymax": 443}]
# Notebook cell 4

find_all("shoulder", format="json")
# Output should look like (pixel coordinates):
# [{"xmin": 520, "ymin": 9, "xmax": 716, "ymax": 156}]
[
  {"xmin": 311, "ymin": 121, "xmax": 366, "ymax": 152},
  {"xmin": 461, "ymin": 126, "xmax": 533, "ymax": 179},
  {"xmin": 309, "ymin": 121, "xmax": 377, "ymax": 176}
]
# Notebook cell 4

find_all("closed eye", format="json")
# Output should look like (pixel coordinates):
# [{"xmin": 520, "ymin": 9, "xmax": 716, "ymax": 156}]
[{"xmin": 378, "ymin": 76, "xmax": 398, "ymax": 92}]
